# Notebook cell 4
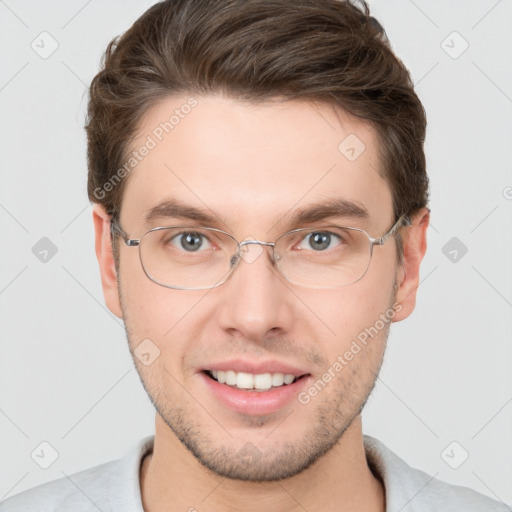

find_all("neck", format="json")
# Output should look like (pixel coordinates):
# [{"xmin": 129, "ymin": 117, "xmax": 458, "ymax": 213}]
[{"xmin": 140, "ymin": 414, "xmax": 385, "ymax": 512}]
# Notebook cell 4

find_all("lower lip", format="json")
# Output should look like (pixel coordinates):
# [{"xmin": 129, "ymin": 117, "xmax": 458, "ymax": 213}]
[{"xmin": 199, "ymin": 371, "xmax": 311, "ymax": 416}]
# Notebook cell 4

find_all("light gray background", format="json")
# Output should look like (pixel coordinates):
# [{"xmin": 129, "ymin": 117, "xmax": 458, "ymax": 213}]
[{"xmin": 0, "ymin": 0, "xmax": 511, "ymax": 506}]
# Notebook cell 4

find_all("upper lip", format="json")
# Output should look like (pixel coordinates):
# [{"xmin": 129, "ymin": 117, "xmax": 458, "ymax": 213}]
[{"xmin": 202, "ymin": 359, "xmax": 309, "ymax": 377}]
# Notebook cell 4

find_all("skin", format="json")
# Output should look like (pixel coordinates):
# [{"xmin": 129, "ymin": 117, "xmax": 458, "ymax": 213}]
[{"xmin": 93, "ymin": 94, "xmax": 429, "ymax": 512}]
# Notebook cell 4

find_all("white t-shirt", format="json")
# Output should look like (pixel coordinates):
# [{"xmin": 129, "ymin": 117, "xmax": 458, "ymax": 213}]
[{"xmin": 0, "ymin": 435, "xmax": 508, "ymax": 511}]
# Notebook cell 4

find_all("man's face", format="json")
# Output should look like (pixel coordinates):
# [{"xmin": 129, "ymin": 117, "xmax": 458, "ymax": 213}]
[{"xmin": 109, "ymin": 95, "xmax": 405, "ymax": 480}]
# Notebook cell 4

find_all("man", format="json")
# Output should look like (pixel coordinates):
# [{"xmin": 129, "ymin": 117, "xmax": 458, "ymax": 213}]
[{"xmin": 0, "ymin": 0, "xmax": 507, "ymax": 511}]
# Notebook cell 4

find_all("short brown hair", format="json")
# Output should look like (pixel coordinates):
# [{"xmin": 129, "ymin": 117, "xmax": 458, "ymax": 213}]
[{"xmin": 86, "ymin": 0, "xmax": 428, "ymax": 233}]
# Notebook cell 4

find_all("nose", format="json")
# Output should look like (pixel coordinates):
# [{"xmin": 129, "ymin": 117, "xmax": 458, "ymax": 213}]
[{"xmin": 216, "ymin": 242, "xmax": 294, "ymax": 342}]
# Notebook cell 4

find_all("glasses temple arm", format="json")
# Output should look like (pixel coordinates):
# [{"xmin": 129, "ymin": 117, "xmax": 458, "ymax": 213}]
[
  {"xmin": 110, "ymin": 218, "xmax": 140, "ymax": 246},
  {"xmin": 373, "ymin": 213, "xmax": 412, "ymax": 245}
]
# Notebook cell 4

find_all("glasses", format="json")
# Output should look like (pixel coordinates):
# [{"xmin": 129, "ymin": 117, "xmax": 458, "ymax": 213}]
[{"xmin": 110, "ymin": 214, "xmax": 410, "ymax": 290}]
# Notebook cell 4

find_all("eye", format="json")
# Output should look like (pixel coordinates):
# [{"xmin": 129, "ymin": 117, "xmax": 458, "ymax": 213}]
[
  {"xmin": 169, "ymin": 231, "xmax": 212, "ymax": 252},
  {"xmin": 298, "ymin": 231, "xmax": 342, "ymax": 251}
]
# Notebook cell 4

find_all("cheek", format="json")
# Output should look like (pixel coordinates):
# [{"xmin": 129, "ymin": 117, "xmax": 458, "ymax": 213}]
[
  {"xmin": 118, "ymin": 257, "xmax": 214, "ymax": 372},
  {"xmin": 294, "ymin": 259, "xmax": 398, "ymax": 382},
  {"xmin": 304, "ymin": 275, "xmax": 396, "ymax": 349}
]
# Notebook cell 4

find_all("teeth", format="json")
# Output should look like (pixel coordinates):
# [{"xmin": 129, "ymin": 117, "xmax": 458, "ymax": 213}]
[
  {"xmin": 283, "ymin": 374, "xmax": 295, "ymax": 385},
  {"xmin": 209, "ymin": 370, "xmax": 299, "ymax": 390},
  {"xmin": 225, "ymin": 370, "xmax": 237, "ymax": 385},
  {"xmin": 271, "ymin": 373, "xmax": 284, "ymax": 386},
  {"xmin": 254, "ymin": 373, "xmax": 272, "ymax": 390},
  {"xmin": 236, "ymin": 372, "xmax": 254, "ymax": 389}
]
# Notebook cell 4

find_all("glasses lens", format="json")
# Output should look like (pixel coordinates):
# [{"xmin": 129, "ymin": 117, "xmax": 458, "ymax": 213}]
[
  {"xmin": 275, "ymin": 227, "xmax": 371, "ymax": 288},
  {"xmin": 139, "ymin": 227, "xmax": 238, "ymax": 289}
]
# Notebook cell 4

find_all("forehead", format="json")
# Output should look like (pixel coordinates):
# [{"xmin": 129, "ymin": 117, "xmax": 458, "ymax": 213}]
[{"xmin": 120, "ymin": 94, "xmax": 393, "ymax": 234}]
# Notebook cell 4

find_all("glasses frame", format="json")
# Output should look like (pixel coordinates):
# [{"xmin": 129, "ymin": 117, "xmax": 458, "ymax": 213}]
[{"xmin": 110, "ymin": 213, "xmax": 411, "ymax": 290}]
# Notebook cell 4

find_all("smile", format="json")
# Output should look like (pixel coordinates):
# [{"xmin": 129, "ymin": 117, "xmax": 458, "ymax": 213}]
[{"xmin": 207, "ymin": 369, "xmax": 300, "ymax": 391}]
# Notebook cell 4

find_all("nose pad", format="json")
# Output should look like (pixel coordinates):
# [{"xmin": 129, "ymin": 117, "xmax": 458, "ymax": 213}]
[
  {"xmin": 229, "ymin": 253, "xmax": 239, "ymax": 268},
  {"xmin": 239, "ymin": 237, "xmax": 265, "ymax": 264}
]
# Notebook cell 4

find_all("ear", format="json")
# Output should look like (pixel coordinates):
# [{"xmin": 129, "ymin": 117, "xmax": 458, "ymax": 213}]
[
  {"xmin": 92, "ymin": 204, "xmax": 123, "ymax": 319},
  {"xmin": 392, "ymin": 207, "xmax": 430, "ymax": 322}
]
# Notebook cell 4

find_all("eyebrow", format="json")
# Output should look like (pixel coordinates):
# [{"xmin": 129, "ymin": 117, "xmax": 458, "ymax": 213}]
[
  {"xmin": 144, "ymin": 198, "xmax": 219, "ymax": 226},
  {"xmin": 286, "ymin": 198, "xmax": 369, "ymax": 226},
  {"xmin": 143, "ymin": 196, "xmax": 369, "ymax": 229}
]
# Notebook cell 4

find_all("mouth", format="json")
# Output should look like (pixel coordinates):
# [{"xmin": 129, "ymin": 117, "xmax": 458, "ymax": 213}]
[
  {"xmin": 203, "ymin": 369, "xmax": 306, "ymax": 391},
  {"xmin": 198, "ymin": 359, "xmax": 312, "ymax": 415}
]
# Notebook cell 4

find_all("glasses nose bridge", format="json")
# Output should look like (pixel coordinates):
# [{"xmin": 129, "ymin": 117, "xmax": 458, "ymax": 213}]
[
  {"xmin": 238, "ymin": 239, "xmax": 275, "ymax": 250},
  {"xmin": 230, "ymin": 239, "xmax": 278, "ymax": 272},
  {"xmin": 236, "ymin": 238, "xmax": 276, "ymax": 262}
]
